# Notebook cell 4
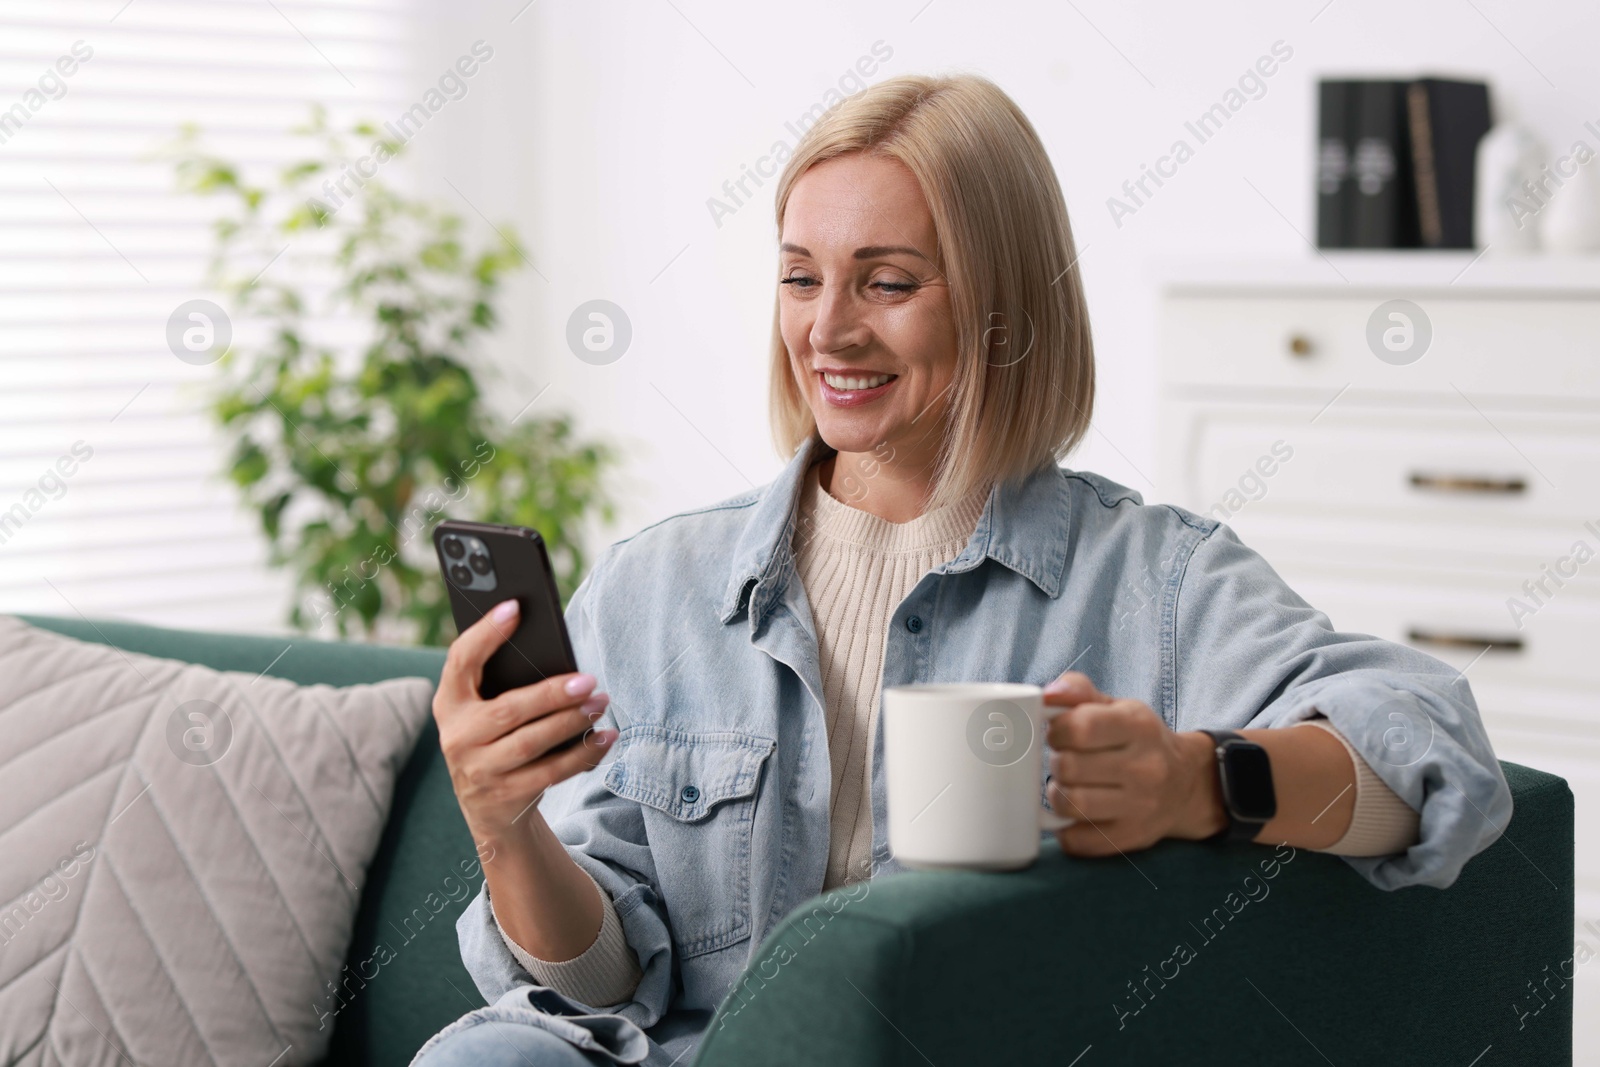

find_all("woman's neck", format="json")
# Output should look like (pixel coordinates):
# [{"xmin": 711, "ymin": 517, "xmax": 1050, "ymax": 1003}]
[{"xmin": 817, "ymin": 448, "xmax": 941, "ymax": 524}]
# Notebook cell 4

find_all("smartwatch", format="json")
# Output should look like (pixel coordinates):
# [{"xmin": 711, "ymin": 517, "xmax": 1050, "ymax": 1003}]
[{"xmin": 1201, "ymin": 730, "xmax": 1277, "ymax": 842}]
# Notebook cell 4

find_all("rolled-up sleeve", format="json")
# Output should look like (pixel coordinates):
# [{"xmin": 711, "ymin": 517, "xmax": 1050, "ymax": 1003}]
[
  {"xmin": 490, "ymin": 866, "xmax": 642, "ymax": 1006},
  {"xmin": 1170, "ymin": 521, "xmax": 1512, "ymax": 890},
  {"xmin": 455, "ymin": 544, "xmax": 678, "ymax": 1024}
]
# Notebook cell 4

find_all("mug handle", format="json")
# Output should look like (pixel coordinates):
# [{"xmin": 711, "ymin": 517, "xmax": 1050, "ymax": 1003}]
[
  {"xmin": 1040, "ymin": 778, "xmax": 1075, "ymax": 831},
  {"xmin": 1040, "ymin": 808, "xmax": 1076, "ymax": 832}
]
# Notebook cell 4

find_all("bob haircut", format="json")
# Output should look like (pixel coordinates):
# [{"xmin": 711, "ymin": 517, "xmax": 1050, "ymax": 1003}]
[{"xmin": 768, "ymin": 73, "xmax": 1095, "ymax": 512}]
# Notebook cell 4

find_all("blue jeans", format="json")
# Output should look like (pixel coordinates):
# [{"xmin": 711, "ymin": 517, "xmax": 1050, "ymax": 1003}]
[{"xmin": 413, "ymin": 1020, "xmax": 609, "ymax": 1066}]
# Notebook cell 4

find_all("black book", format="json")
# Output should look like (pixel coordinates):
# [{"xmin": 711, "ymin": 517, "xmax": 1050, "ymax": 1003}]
[
  {"xmin": 1350, "ymin": 80, "xmax": 1419, "ymax": 247},
  {"xmin": 1406, "ymin": 78, "xmax": 1492, "ymax": 248},
  {"xmin": 1316, "ymin": 80, "xmax": 1356, "ymax": 247}
]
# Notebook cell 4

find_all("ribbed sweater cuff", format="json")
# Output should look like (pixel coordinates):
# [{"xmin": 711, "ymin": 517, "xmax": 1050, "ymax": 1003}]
[
  {"xmin": 490, "ymin": 868, "xmax": 643, "ymax": 1006},
  {"xmin": 1294, "ymin": 718, "xmax": 1421, "ymax": 857}
]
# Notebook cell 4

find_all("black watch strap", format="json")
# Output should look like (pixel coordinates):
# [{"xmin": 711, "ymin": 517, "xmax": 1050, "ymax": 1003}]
[{"xmin": 1202, "ymin": 729, "xmax": 1272, "ymax": 843}]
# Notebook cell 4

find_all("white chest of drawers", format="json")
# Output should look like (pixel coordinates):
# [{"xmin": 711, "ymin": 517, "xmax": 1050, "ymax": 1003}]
[{"xmin": 1156, "ymin": 255, "xmax": 1599, "ymax": 1056}]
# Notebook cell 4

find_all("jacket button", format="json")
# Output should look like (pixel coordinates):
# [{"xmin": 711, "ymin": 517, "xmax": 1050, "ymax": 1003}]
[
  {"xmin": 906, "ymin": 615, "xmax": 923, "ymax": 633},
  {"xmin": 681, "ymin": 785, "xmax": 700, "ymax": 804}
]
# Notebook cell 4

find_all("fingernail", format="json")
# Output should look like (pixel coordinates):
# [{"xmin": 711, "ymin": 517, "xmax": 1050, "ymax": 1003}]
[
  {"xmin": 564, "ymin": 673, "xmax": 596, "ymax": 696},
  {"xmin": 596, "ymin": 729, "xmax": 616, "ymax": 745},
  {"xmin": 581, "ymin": 694, "xmax": 608, "ymax": 719},
  {"xmin": 491, "ymin": 599, "xmax": 519, "ymax": 623}
]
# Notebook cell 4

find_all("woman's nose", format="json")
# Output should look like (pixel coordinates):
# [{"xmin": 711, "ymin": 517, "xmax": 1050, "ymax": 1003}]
[{"xmin": 809, "ymin": 286, "xmax": 869, "ymax": 354}]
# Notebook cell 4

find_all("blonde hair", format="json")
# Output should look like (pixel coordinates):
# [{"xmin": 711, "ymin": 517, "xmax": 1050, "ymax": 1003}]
[{"xmin": 768, "ymin": 73, "xmax": 1095, "ymax": 512}]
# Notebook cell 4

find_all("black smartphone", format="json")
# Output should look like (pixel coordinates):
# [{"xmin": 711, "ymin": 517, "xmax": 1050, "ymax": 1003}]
[{"xmin": 433, "ymin": 519, "xmax": 579, "ymax": 700}]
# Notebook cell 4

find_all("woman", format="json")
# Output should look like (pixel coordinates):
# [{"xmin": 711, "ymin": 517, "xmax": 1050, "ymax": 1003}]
[{"xmin": 411, "ymin": 74, "xmax": 1510, "ymax": 1066}]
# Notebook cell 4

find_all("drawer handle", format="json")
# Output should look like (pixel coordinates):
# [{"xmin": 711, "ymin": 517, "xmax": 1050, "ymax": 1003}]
[
  {"xmin": 1408, "ymin": 472, "xmax": 1527, "ymax": 495},
  {"xmin": 1406, "ymin": 628, "xmax": 1525, "ymax": 654}
]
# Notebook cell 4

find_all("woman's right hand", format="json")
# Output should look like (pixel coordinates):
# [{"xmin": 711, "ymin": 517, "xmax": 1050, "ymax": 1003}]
[{"xmin": 433, "ymin": 598, "xmax": 617, "ymax": 848}]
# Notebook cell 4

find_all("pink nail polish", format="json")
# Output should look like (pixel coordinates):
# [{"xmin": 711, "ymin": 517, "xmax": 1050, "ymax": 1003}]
[
  {"xmin": 491, "ymin": 599, "xmax": 519, "ymax": 623},
  {"xmin": 564, "ymin": 673, "xmax": 596, "ymax": 696}
]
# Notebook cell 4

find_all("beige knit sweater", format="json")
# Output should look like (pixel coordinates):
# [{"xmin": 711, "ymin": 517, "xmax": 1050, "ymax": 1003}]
[
  {"xmin": 792, "ymin": 459, "xmax": 995, "ymax": 888},
  {"xmin": 492, "ymin": 458, "xmax": 1420, "ymax": 1003}
]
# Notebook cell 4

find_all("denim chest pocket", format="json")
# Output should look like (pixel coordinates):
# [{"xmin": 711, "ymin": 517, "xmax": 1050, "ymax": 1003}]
[{"xmin": 603, "ymin": 725, "xmax": 776, "ymax": 958}]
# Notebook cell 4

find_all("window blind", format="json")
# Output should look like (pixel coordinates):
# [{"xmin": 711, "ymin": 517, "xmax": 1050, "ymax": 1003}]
[{"xmin": 0, "ymin": 0, "xmax": 415, "ymax": 632}]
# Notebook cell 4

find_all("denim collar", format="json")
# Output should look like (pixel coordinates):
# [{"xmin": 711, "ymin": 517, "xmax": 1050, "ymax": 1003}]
[{"xmin": 719, "ymin": 433, "xmax": 1071, "ymax": 626}]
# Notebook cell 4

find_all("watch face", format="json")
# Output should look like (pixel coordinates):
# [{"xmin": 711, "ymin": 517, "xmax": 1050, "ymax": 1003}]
[{"xmin": 1221, "ymin": 742, "xmax": 1277, "ymax": 821}]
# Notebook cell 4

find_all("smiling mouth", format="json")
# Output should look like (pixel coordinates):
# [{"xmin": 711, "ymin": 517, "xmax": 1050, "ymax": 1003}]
[
  {"xmin": 820, "ymin": 370, "xmax": 897, "ymax": 391},
  {"xmin": 817, "ymin": 370, "xmax": 898, "ymax": 409}
]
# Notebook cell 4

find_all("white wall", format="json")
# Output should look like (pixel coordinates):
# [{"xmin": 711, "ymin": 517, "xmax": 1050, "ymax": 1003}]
[{"xmin": 404, "ymin": 0, "xmax": 1600, "ymax": 538}]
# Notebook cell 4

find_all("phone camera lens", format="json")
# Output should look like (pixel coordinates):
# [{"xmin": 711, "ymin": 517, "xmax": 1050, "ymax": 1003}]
[
  {"xmin": 468, "ymin": 553, "xmax": 492, "ymax": 575},
  {"xmin": 442, "ymin": 536, "xmax": 465, "ymax": 559},
  {"xmin": 449, "ymin": 563, "xmax": 472, "ymax": 585}
]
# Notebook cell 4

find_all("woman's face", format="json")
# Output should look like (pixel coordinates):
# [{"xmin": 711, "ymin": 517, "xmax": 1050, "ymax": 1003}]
[{"xmin": 778, "ymin": 153, "xmax": 956, "ymax": 467}]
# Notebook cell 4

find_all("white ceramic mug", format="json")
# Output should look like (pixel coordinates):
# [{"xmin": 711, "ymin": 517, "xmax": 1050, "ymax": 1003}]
[{"xmin": 882, "ymin": 682, "xmax": 1074, "ymax": 871}]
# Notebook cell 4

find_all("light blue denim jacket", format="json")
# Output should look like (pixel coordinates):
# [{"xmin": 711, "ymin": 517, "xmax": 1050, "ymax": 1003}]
[{"xmin": 433, "ymin": 433, "xmax": 1510, "ymax": 1065}]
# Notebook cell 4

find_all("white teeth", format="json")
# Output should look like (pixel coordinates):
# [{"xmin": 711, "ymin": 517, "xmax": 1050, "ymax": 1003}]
[{"xmin": 822, "ymin": 371, "xmax": 893, "ymax": 391}]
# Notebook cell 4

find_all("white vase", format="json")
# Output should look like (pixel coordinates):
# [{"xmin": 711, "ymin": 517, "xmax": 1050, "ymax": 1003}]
[
  {"xmin": 1539, "ymin": 148, "xmax": 1600, "ymax": 253},
  {"xmin": 1475, "ymin": 124, "xmax": 1547, "ymax": 252}
]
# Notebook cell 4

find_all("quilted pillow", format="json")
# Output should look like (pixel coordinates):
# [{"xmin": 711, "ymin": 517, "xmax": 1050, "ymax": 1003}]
[{"xmin": 0, "ymin": 616, "xmax": 436, "ymax": 1066}]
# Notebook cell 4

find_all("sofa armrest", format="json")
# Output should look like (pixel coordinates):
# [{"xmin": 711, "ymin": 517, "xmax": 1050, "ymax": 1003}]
[{"xmin": 694, "ymin": 762, "xmax": 1573, "ymax": 1067}]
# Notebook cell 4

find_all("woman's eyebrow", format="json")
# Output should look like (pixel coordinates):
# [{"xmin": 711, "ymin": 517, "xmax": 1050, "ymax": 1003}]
[
  {"xmin": 853, "ymin": 244, "xmax": 932, "ymax": 262},
  {"xmin": 779, "ymin": 242, "xmax": 932, "ymax": 263}
]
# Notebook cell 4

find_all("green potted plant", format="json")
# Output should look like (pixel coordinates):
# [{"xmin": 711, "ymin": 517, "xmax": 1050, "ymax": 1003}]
[{"xmin": 172, "ymin": 107, "xmax": 616, "ymax": 645}]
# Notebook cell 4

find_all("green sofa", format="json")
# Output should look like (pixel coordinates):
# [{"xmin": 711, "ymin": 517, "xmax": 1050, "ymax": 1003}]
[{"xmin": 21, "ymin": 615, "xmax": 1575, "ymax": 1066}]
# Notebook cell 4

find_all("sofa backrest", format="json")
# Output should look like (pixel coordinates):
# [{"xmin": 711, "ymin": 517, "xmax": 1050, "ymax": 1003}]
[{"xmin": 19, "ymin": 615, "xmax": 474, "ymax": 1067}]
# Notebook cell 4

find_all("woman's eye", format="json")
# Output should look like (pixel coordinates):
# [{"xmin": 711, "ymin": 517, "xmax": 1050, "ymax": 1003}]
[{"xmin": 779, "ymin": 276, "xmax": 915, "ymax": 293}]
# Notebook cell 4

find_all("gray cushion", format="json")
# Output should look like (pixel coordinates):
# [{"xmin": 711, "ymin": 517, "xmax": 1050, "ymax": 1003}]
[{"xmin": 0, "ymin": 617, "xmax": 435, "ymax": 1066}]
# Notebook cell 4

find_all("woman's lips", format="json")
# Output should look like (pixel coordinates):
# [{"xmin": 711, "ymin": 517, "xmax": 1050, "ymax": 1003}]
[{"xmin": 818, "ymin": 372, "xmax": 898, "ymax": 408}]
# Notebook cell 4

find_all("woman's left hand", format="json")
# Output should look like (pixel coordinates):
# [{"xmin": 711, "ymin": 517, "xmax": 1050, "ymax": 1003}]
[{"xmin": 1042, "ymin": 672, "xmax": 1225, "ymax": 856}]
